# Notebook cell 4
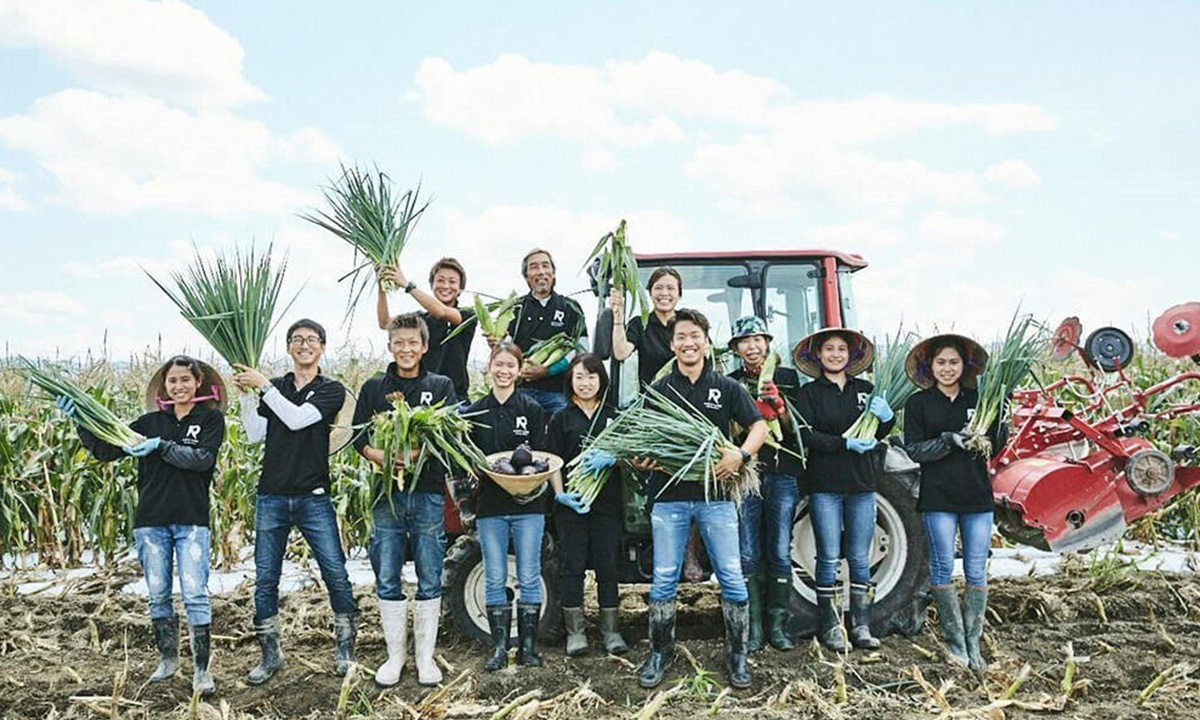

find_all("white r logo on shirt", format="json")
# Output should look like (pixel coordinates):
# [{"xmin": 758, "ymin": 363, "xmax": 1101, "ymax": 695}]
[
  {"xmin": 515, "ymin": 416, "xmax": 528, "ymax": 431},
  {"xmin": 419, "ymin": 391, "xmax": 434, "ymax": 405},
  {"xmin": 186, "ymin": 425, "xmax": 200, "ymax": 440}
]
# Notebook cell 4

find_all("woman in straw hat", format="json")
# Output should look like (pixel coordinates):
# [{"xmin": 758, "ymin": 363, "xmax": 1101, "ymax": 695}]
[
  {"xmin": 57, "ymin": 355, "xmax": 226, "ymax": 697},
  {"xmin": 902, "ymin": 334, "xmax": 1004, "ymax": 675},
  {"xmin": 793, "ymin": 328, "xmax": 895, "ymax": 652}
]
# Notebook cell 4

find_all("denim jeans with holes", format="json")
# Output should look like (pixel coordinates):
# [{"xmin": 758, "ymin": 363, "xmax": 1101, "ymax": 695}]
[
  {"xmin": 134, "ymin": 525, "xmax": 211, "ymax": 626},
  {"xmin": 649, "ymin": 500, "xmax": 747, "ymax": 602}
]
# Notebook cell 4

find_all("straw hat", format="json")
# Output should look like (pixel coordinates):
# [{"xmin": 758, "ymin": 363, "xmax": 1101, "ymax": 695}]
[
  {"xmin": 791, "ymin": 328, "xmax": 875, "ymax": 378},
  {"xmin": 145, "ymin": 358, "xmax": 228, "ymax": 412},
  {"xmin": 481, "ymin": 451, "xmax": 564, "ymax": 504},
  {"xmin": 904, "ymin": 334, "xmax": 989, "ymax": 389}
]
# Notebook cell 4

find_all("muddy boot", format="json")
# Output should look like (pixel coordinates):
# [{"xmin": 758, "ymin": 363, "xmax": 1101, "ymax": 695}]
[
  {"xmin": 598, "ymin": 607, "xmax": 628, "ymax": 655},
  {"xmin": 374, "ymin": 599, "xmax": 407, "ymax": 687},
  {"xmin": 148, "ymin": 616, "xmax": 180, "ymax": 682},
  {"xmin": 816, "ymin": 586, "xmax": 846, "ymax": 652},
  {"xmin": 930, "ymin": 587, "xmax": 969, "ymax": 668},
  {"xmin": 247, "ymin": 615, "xmax": 283, "ymax": 685},
  {"xmin": 516, "ymin": 603, "xmax": 542, "ymax": 667},
  {"xmin": 484, "ymin": 605, "xmax": 511, "ymax": 672},
  {"xmin": 746, "ymin": 574, "xmax": 765, "ymax": 653},
  {"xmin": 766, "ymin": 576, "xmax": 796, "ymax": 651},
  {"xmin": 412, "ymin": 598, "xmax": 443, "ymax": 687},
  {"xmin": 848, "ymin": 582, "xmax": 881, "ymax": 650},
  {"xmin": 722, "ymin": 599, "xmax": 752, "ymax": 689},
  {"xmin": 333, "ymin": 613, "xmax": 356, "ymax": 675},
  {"xmin": 638, "ymin": 599, "xmax": 676, "ymax": 689},
  {"xmin": 963, "ymin": 586, "xmax": 988, "ymax": 675},
  {"xmin": 189, "ymin": 624, "xmax": 215, "ymax": 697},
  {"xmin": 563, "ymin": 606, "xmax": 588, "ymax": 657}
]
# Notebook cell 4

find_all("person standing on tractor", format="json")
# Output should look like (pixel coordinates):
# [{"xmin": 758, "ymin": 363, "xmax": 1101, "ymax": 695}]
[
  {"xmin": 727, "ymin": 316, "xmax": 802, "ymax": 653},
  {"xmin": 546, "ymin": 353, "xmax": 628, "ymax": 658},
  {"xmin": 902, "ymin": 334, "xmax": 1004, "ymax": 675},
  {"xmin": 376, "ymin": 258, "xmax": 476, "ymax": 402},
  {"xmin": 637, "ymin": 308, "xmax": 769, "ymax": 690},
  {"xmin": 610, "ymin": 266, "xmax": 682, "ymax": 386},
  {"xmin": 793, "ymin": 329, "xmax": 894, "ymax": 652},
  {"xmin": 512, "ymin": 248, "xmax": 588, "ymax": 416},
  {"xmin": 353, "ymin": 313, "xmax": 458, "ymax": 688},
  {"xmin": 465, "ymin": 341, "xmax": 550, "ymax": 671},
  {"xmin": 61, "ymin": 355, "xmax": 225, "ymax": 696},
  {"xmin": 232, "ymin": 320, "xmax": 357, "ymax": 685}
]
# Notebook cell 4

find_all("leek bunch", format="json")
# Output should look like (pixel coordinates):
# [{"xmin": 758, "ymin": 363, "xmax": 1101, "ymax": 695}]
[
  {"xmin": 369, "ymin": 399, "xmax": 488, "ymax": 495},
  {"xmin": 17, "ymin": 360, "xmax": 143, "ymax": 447},
  {"xmin": 844, "ymin": 330, "xmax": 917, "ymax": 441},
  {"xmin": 963, "ymin": 313, "xmax": 1047, "ymax": 455}
]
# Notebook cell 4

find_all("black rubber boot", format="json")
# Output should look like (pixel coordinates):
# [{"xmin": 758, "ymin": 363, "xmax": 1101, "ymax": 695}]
[
  {"xmin": 484, "ymin": 605, "xmax": 511, "ymax": 672},
  {"xmin": 637, "ymin": 599, "xmax": 676, "ymax": 689},
  {"xmin": 765, "ymin": 575, "xmax": 795, "ymax": 651},
  {"xmin": 722, "ymin": 599, "xmax": 752, "ymax": 689},
  {"xmin": 931, "ymin": 587, "xmax": 969, "ymax": 667},
  {"xmin": 189, "ymin": 624, "xmax": 215, "ymax": 697},
  {"xmin": 246, "ymin": 615, "xmax": 284, "ymax": 685},
  {"xmin": 333, "ymin": 613, "xmax": 356, "ymax": 675},
  {"xmin": 516, "ymin": 603, "xmax": 542, "ymax": 667},
  {"xmin": 963, "ymin": 586, "xmax": 988, "ymax": 675},
  {"xmin": 148, "ymin": 616, "xmax": 180, "ymax": 682},
  {"xmin": 599, "ymin": 607, "xmax": 628, "ymax": 655},
  {"xmin": 848, "ymin": 582, "xmax": 881, "ymax": 650},
  {"xmin": 816, "ymin": 586, "xmax": 846, "ymax": 652},
  {"xmin": 746, "ymin": 574, "xmax": 765, "ymax": 653},
  {"xmin": 563, "ymin": 606, "xmax": 588, "ymax": 657}
]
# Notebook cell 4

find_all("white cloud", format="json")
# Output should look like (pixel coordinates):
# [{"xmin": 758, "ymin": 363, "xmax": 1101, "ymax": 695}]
[
  {"xmin": 0, "ymin": 89, "xmax": 338, "ymax": 215},
  {"xmin": 580, "ymin": 147, "xmax": 619, "ymax": 171},
  {"xmin": 807, "ymin": 218, "xmax": 906, "ymax": 252},
  {"xmin": 919, "ymin": 211, "xmax": 1006, "ymax": 249},
  {"xmin": 984, "ymin": 159, "xmax": 1042, "ymax": 187},
  {"xmin": 0, "ymin": 0, "xmax": 262, "ymax": 109},
  {"xmin": 0, "ymin": 165, "xmax": 28, "ymax": 210},
  {"xmin": 0, "ymin": 290, "xmax": 87, "ymax": 323}
]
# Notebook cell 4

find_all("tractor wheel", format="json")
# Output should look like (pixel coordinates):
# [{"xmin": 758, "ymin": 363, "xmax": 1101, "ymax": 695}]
[
  {"xmin": 442, "ymin": 532, "xmax": 562, "ymax": 645},
  {"xmin": 786, "ymin": 466, "xmax": 929, "ymax": 638}
]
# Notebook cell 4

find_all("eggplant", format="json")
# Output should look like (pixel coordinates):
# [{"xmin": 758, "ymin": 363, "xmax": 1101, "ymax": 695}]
[
  {"xmin": 493, "ymin": 459, "xmax": 516, "ymax": 475},
  {"xmin": 531, "ymin": 459, "xmax": 549, "ymax": 473},
  {"xmin": 519, "ymin": 464, "xmax": 540, "ymax": 475},
  {"xmin": 510, "ymin": 443, "xmax": 534, "ymax": 469}
]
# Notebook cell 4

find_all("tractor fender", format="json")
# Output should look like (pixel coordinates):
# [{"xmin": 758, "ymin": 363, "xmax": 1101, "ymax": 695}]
[{"xmin": 993, "ymin": 457, "xmax": 1125, "ymax": 553}]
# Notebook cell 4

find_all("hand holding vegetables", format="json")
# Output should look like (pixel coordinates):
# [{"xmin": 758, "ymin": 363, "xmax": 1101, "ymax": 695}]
[
  {"xmin": 845, "ymin": 438, "xmax": 878, "ymax": 454},
  {"xmin": 555, "ymin": 491, "xmax": 590, "ymax": 514},
  {"xmin": 582, "ymin": 450, "xmax": 617, "ymax": 474},
  {"xmin": 231, "ymin": 364, "xmax": 269, "ymax": 392},
  {"xmin": 713, "ymin": 447, "xmax": 745, "ymax": 480},
  {"xmin": 55, "ymin": 396, "xmax": 77, "ymax": 419},
  {"xmin": 941, "ymin": 431, "xmax": 969, "ymax": 452},
  {"xmin": 869, "ymin": 392, "xmax": 894, "ymax": 422},
  {"xmin": 124, "ymin": 437, "xmax": 162, "ymax": 457}
]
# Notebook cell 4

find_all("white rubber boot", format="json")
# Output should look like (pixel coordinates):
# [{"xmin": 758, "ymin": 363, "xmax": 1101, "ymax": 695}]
[
  {"xmin": 412, "ymin": 598, "xmax": 444, "ymax": 686},
  {"xmin": 374, "ymin": 599, "xmax": 407, "ymax": 687}
]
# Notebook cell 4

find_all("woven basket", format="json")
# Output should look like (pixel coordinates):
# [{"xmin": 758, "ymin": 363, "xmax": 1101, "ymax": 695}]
[{"xmin": 482, "ymin": 451, "xmax": 563, "ymax": 502}]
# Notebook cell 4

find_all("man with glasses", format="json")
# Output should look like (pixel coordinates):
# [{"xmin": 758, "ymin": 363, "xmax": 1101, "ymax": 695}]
[{"xmin": 232, "ymin": 319, "xmax": 357, "ymax": 685}]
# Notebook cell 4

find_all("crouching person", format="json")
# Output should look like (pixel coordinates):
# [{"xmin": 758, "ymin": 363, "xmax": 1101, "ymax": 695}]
[
  {"xmin": 354, "ymin": 313, "xmax": 457, "ymax": 687},
  {"xmin": 63, "ymin": 355, "xmax": 226, "ymax": 696},
  {"xmin": 233, "ymin": 319, "xmax": 357, "ymax": 684}
]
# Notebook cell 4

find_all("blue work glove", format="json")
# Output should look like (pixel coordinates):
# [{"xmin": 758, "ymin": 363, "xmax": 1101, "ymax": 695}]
[
  {"xmin": 555, "ymin": 491, "xmax": 590, "ymax": 515},
  {"xmin": 845, "ymin": 438, "xmax": 878, "ymax": 454},
  {"xmin": 55, "ymin": 396, "xmax": 77, "ymax": 418},
  {"xmin": 869, "ymin": 392, "xmax": 894, "ymax": 423},
  {"xmin": 582, "ymin": 450, "xmax": 617, "ymax": 475},
  {"xmin": 546, "ymin": 357, "xmax": 570, "ymax": 376},
  {"xmin": 941, "ymin": 431, "xmax": 969, "ymax": 452},
  {"xmin": 123, "ymin": 437, "xmax": 162, "ymax": 457}
]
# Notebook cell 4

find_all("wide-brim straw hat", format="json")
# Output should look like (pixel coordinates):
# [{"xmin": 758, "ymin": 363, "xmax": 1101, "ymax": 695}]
[
  {"xmin": 904, "ymin": 333, "xmax": 990, "ymax": 389},
  {"xmin": 145, "ymin": 359, "xmax": 228, "ymax": 412},
  {"xmin": 791, "ymin": 328, "xmax": 875, "ymax": 378},
  {"xmin": 481, "ymin": 451, "xmax": 564, "ymax": 504}
]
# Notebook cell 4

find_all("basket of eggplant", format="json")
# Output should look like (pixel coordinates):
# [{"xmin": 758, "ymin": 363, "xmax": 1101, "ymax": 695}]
[{"xmin": 482, "ymin": 444, "xmax": 563, "ymax": 503}]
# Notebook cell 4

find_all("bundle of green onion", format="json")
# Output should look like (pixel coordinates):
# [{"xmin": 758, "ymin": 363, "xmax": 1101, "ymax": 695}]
[
  {"xmin": 583, "ymin": 219, "xmax": 650, "ymax": 325},
  {"xmin": 844, "ymin": 330, "xmax": 918, "ymax": 441},
  {"xmin": 369, "ymin": 400, "xmax": 488, "ymax": 495},
  {"xmin": 148, "ymin": 243, "xmax": 296, "ymax": 369},
  {"xmin": 566, "ymin": 386, "xmax": 759, "ymax": 505},
  {"xmin": 300, "ymin": 163, "xmax": 428, "ymax": 313},
  {"xmin": 525, "ymin": 333, "xmax": 577, "ymax": 368},
  {"xmin": 963, "ymin": 313, "xmax": 1048, "ymax": 455},
  {"xmin": 17, "ymin": 359, "xmax": 143, "ymax": 447},
  {"xmin": 444, "ymin": 291, "xmax": 519, "ymax": 344}
]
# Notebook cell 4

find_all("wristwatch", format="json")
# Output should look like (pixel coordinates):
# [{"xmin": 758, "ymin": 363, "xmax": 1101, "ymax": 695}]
[
  {"xmin": 738, "ymin": 448, "xmax": 751, "ymax": 464},
  {"xmin": 404, "ymin": 281, "xmax": 417, "ymax": 294}
]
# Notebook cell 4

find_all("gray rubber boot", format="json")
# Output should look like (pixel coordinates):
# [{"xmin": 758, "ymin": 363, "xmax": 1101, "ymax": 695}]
[
  {"xmin": 848, "ymin": 582, "xmax": 881, "ymax": 650},
  {"xmin": 563, "ymin": 606, "xmax": 588, "ymax": 657},
  {"xmin": 963, "ymin": 586, "xmax": 988, "ymax": 675},
  {"xmin": 148, "ymin": 616, "xmax": 180, "ymax": 682},
  {"xmin": 484, "ymin": 605, "xmax": 511, "ymax": 672},
  {"xmin": 189, "ymin": 624, "xmax": 215, "ymax": 697},
  {"xmin": 598, "ymin": 607, "xmax": 628, "ymax": 655},
  {"xmin": 816, "ymin": 586, "xmax": 846, "ymax": 652},
  {"xmin": 637, "ymin": 599, "xmax": 676, "ymax": 688},
  {"xmin": 722, "ymin": 599, "xmax": 752, "ymax": 689},
  {"xmin": 246, "ymin": 616, "xmax": 283, "ymax": 685},
  {"xmin": 333, "ymin": 613, "xmax": 356, "ymax": 675},
  {"xmin": 931, "ymin": 587, "xmax": 969, "ymax": 667}
]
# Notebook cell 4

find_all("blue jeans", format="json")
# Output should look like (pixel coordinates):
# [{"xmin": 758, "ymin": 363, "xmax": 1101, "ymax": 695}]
[
  {"xmin": 254, "ymin": 493, "xmax": 356, "ymax": 622},
  {"xmin": 134, "ymin": 525, "xmax": 211, "ymax": 626},
  {"xmin": 809, "ymin": 492, "xmax": 876, "ymax": 587},
  {"xmin": 924, "ymin": 511, "xmax": 993, "ymax": 588},
  {"xmin": 650, "ymin": 501, "xmax": 747, "ymax": 602},
  {"xmin": 370, "ymin": 491, "xmax": 446, "ymax": 601},
  {"xmin": 477, "ymin": 514, "xmax": 544, "ymax": 606},
  {"xmin": 519, "ymin": 387, "xmax": 567, "ymax": 416},
  {"xmin": 739, "ymin": 473, "xmax": 799, "ymax": 579}
]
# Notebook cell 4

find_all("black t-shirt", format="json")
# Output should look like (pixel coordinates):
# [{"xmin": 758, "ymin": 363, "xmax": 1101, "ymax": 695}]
[
  {"xmin": 466, "ymin": 391, "xmax": 547, "ymax": 516},
  {"xmin": 511, "ymin": 291, "xmax": 588, "ymax": 393},
  {"xmin": 646, "ymin": 365, "xmax": 761, "ymax": 503},
  {"xmin": 423, "ymin": 307, "xmax": 476, "ymax": 401},
  {"xmin": 353, "ymin": 365, "xmax": 458, "ymax": 495},
  {"xmin": 258, "ymin": 373, "xmax": 346, "ymax": 496},
  {"xmin": 79, "ymin": 405, "xmax": 225, "ymax": 528},
  {"xmin": 904, "ymin": 387, "xmax": 1005, "ymax": 513},
  {"xmin": 728, "ymin": 365, "xmax": 805, "ymax": 478},
  {"xmin": 625, "ymin": 314, "xmax": 673, "ymax": 387},
  {"xmin": 795, "ymin": 375, "xmax": 894, "ymax": 494},
  {"xmin": 547, "ymin": 403, "xmax": 621, "ymax": 517}
]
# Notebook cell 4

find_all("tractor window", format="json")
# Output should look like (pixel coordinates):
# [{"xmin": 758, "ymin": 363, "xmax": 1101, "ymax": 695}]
[
  {"xmin": 763, "ymin": 262, "xmax": 823, "ymax": 368},
  {"xmin": 838, "ymin": 265, "xmax": 860, "ymax": 329}
]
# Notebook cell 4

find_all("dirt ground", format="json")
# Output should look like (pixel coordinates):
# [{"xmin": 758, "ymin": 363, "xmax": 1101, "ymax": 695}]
[{"xmin": 2, "ymin": 566, "xmax": 1199, "ymax": 720}]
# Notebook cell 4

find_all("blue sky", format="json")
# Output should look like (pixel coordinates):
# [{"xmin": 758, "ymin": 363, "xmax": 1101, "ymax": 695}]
[{"xmin": 1, "ymin": 1, "xmax": 1196, "ymax": 361}]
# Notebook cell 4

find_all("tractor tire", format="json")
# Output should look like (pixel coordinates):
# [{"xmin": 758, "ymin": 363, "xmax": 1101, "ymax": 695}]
[
  {"xmin": 786, "ymin": 460, "xmax": 929, "ymax": 639},
  {"xmin": 442, "ymin": 531, "xmax": 562, "ymax": 646}
]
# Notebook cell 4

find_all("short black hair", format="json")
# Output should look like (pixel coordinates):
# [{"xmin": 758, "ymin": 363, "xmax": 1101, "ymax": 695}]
[
  {"xmin": 563, "ymin": 352, "xmax": 610, "ymax": 403},
  {"xmin": 287, "ymin": 318, "xmax": 326, "ymax": 345},
  {"xmin": 386, "ymin": 312, "xmax": 430, "ymax": 346},
  {"xmin": 667, "ymin": 308, "xmax": 710, "ymax": 337}
]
